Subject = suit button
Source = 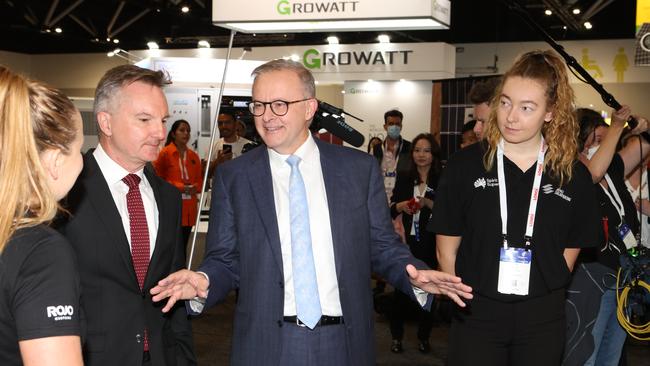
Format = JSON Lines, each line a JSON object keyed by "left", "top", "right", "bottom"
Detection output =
{"left": 277, "top": 320, "right": 283, "bottom": 327}
{"left": 278, "top": 281, "right": 284, "bottom": 288}
{"left": 136, "top": 334, "right": 142, "bottom": 343}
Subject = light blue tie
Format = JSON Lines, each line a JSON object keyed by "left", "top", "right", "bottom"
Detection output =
{"left": 286, "top": 155, "right": 322, "bottom": 329}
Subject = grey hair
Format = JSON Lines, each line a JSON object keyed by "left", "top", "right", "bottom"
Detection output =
{"left": 251, "top": 59, "right": 315, "bottom": 98}
{"left": 93, "top": 65, "right": 171, "bottom": 116}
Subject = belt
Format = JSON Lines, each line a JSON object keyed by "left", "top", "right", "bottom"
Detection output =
{"left": 283, "top": 315, "right": 344, "bottom": 327}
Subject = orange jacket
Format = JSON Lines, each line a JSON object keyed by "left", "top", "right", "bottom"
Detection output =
{"left": 153, "top": 143, "right": 203, "bottom": 227}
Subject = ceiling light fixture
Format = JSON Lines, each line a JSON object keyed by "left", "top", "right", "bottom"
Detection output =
{"left": 584, "top": 21, "right": 593, "bottom": 30}
{"left": 197, "top": 40, "right": 210, "bottom": 48}
{"left": 572, "top": 8, "right": 581, "bottom": 15}
{"left": 544, "top": 9, "right": 552, "bottom": 16}
{"left": 213, "top": 0, "right": 451, "bottom": 33}
{"left": 113, "top": 38, "right": 120, "bottom": 44}
{"left": 54, "top": 27, "right": 62, "bottom": 33}
{"left": 147, "top": 41, "right": 159, "bottom": 49}
{"left": 327, "top": 36, "right": 339, "bottom": 45}
{"left": 181, "top": 5, "right": 190, "bottom": 13}
{"left": 377, "top": 34, "right": 390, "bottom": 43}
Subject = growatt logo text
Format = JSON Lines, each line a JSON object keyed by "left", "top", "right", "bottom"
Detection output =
{"left": 276, "top": 0, "right": 359, "bottom": 15}
{"left": 303, "top": 48, "right": 413, "bottom": 69}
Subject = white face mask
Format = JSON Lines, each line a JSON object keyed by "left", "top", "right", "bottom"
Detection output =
{"left": 586, "top": 144, "right": 600, "bottom": 160}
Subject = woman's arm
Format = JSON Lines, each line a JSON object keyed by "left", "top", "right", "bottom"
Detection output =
{"left": 19, "top": 336, "right": 82, "bottom": 366}
{"left": 563, "top": 248, "right": 581, "bottom": 272}
{"left": 436, "top": 234, "right": 461, "bottom": 275}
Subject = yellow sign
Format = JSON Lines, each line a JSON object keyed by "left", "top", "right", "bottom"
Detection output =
{"left": 637, "top": 0, "right": 650, "bottom": 33}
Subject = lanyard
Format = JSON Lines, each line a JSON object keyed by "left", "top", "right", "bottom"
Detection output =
{"left": 497, "top": 137, "right": 547, "bottom": 248}
{"left": 178, "top": 151, "right": 189, "bottom": 181}
{"left": 599, "top": 174, "right": 625, "bottom": 222}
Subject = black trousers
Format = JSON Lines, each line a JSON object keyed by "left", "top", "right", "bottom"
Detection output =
{"left": 388, "top": 234, "right": 436, "bottom": 341}
{"left": 447, "top": 289, "right": 565, "bottom": 366}
{"left": 388, "top": 288, "right": 434, "bottom": 341}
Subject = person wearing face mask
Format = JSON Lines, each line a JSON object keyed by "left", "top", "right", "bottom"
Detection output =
{"left": 373, "top": 109, "right": 412, "bottom": 202}
{"left": 574, "top": 107, "right": 650, "bottom": 366}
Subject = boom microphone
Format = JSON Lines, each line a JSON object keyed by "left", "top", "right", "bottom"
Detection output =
{"left": 312, "top": 101, "right": 365, "bottom": 147}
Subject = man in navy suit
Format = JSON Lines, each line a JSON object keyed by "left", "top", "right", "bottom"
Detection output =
{"left": 151, "top": 59, "right": 472, "bottom": 366}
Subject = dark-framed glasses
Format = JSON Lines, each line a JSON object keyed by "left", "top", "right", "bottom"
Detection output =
{"left": 248, "top": 98, "right": 312, "bottom": 117}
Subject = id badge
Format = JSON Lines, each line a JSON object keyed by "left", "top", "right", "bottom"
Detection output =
{"left": 181, "top": 193, "right": 192, "bottom": 200}
{"left": 617, "top": 223, "right": 637, "bottom": 250}
{"left": 497, "top": 247, "right": 532, "bottom": 296}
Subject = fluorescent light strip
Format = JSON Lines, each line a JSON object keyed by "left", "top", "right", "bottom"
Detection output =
{"left": 219, "top": 18, "right": 446, "bottom": 33}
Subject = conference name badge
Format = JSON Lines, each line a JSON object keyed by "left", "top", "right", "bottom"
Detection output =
{"left": 617, "top": 223, "right": 637, "bottom": 250}
{"left": 497, "top": 247, "right": 532, "bottom": 296}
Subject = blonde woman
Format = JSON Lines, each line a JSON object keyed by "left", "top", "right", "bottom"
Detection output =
{"left": 0, "top": 66, "right": 84, "bottom": 365}
{"left": 432, "top": 51, "right": 602, "bottom": 365}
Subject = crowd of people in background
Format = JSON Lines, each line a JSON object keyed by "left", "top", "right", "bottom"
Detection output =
{"left": 1, "top": 47, "right": 648, "bottom": 366}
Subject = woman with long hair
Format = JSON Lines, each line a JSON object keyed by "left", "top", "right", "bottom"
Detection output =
{"left": 0, "top": 66, "right": 84, "bottom": 365}
{"left": 154, "top": 119, "right": 203, "bottom": 246}
{"left": 387, "top": 133, "right": 441, "bottom": 354}
{"left": 431, "top": 50, "right": 601, "bottom": 365}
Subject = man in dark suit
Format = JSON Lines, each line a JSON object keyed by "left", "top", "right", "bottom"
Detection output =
{"left": 151, "top": 60, "right": 472, "bottom": 366}
{"left": 58, "top": 65, "right": 196, "bottom": 366}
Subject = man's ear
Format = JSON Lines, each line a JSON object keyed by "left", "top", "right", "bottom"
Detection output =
{"left": 305, "top": 98, "right": 318, "bottom": 121}
{"left": 97, "top": 111, "right": 112, "bottom": 136}
{"left": 41, "top": 148, "right": 62, "bottom": 181}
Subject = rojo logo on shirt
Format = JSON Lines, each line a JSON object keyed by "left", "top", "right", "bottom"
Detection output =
{"left": 46, "top": 305, "right": 74, "bottom": 321}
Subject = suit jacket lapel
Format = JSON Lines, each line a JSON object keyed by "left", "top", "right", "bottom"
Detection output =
{"left": 247, "top": 148, "right": 284, "bottom": 272}
{"left": 144, "top": 164, "right": 165, "bottom": 281}
{"left": 84, "top": 153, "right": 139, "bottom": 286}
{"left": 316, "top": 140, "right": 346, "bottom": 278}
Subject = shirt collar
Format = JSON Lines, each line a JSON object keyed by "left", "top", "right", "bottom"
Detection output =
{"left": 268, "top": 134, "right": 319, "bottom": 169}
{"left": 93, "top": 143, "right": 145, "bottom": 187}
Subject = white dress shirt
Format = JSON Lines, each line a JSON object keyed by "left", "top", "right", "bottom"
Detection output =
{"left": 93, "top": 144, "right": 159, "bottom": 257}
{"left": 268, "top": 135, "right": 343, "bottom": 317}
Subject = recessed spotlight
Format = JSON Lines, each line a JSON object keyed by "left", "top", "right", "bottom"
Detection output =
{"left": 106, "top": 37, "right": 111, "bottom": 42}
{"left": 107, "top": 51, "right": 115, "bottom": 57}
{"left": 367, "top": 79, "right": 374, "bottom": 83}
{"left": 327, "top": 36, "right": 339, "bottom": 45}
{"left": 197, "top": 40, "right": 210, "bottom": 48}
{"left": 315, "top": 81, "right": 320, "bottom": 85}
{"left": 113, "top": 38, "right": 119, "bottom": 44}
{"left": 562, "top": 26, "right": 567, "bottom": 30}
{"left": 341, "top": 90, "right": 346, "bottom": 94}
{"left": 45, "top": 28, "right": 52, "bottom": 33}
{"left": 584, "top": 21, "right": 592, "bottom": 30}
{"left": 572, "top": 8, "right": 581, "bottom": 15}
{"left": 377, "top": 34, "right": 390, "bottom": 43}
{"left": 399, "top": 79, "right": 406, "bottom": 82}
{"left": 544, "top": 9, "right": 552, "bottom": 16}
{"left": 54, "top": 27, "right": 62, "bottom": 33}
{"left": 290, "top": 54, "right": 300, "bottom": 62}
{"left": 147, "top": 41, "right": 159, "bottom": 49}
{"left": 181, "top": 5, "right": 189, "bottom": 13}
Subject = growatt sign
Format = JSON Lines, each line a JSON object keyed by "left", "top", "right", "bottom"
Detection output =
{"left": 276, "top": 0, "right": 360, "bottom": 15}
{"left": 303, "top": 48, "right": 413, "bottom": 69}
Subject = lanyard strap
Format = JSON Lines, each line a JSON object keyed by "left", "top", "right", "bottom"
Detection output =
{"left": 178, "top": 152, "right": 189, "bottom": 181}
{"left": 497, "top": 137, "right": 547, "bottom": 248}
{"left": 600, "top": 173, "right": 625, "bottom": 221}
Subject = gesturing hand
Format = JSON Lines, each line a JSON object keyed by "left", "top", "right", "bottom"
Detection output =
{"left": 150, "top": 269, "right": 209, "bottom": 313}
{"left": 406, "top": 264, "right": 473, "bottom": 307}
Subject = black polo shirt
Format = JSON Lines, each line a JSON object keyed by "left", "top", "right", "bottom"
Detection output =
{"left": 431, "top": 142, "right": 601, "bottom": 302}
{"left": 0, "top": 225, "right": 80, "bottom": 364}
{"left": 593, "top": 153, "right": 639, "bottom": 271}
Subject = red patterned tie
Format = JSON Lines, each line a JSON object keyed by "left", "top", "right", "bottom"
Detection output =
{"left": 122, "top": 173, "right": 150, "bottom": 352}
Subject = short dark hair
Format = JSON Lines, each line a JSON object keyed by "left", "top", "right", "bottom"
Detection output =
{"left": 462, "top": 119, "right": 477, "bottom": 134}
{"left": 468, "top": 77, "right": 501, "bottom": 105}
{"left": 384, "top": 109, "right": 403, "bottom": 124}
{"left": 218, "top": 111, "right": 236, "bottom": 122}
{"left": 94, "top": 65, "right": 171, "bottom": 116}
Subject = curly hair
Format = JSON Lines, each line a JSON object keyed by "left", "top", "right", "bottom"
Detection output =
{"left": 483, "top": 50, "right": 578, "bottom": 186}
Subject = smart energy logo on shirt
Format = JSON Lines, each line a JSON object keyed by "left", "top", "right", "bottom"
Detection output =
{"left": 276, "top": 0, "right": 360, "bottom": 15}
{"left": 46, "top": 305, "right": 74, "bottom": 321}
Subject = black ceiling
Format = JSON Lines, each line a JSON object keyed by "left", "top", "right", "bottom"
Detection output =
{"left": 0, "top": 0, "right": 638, "bottom": 54}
